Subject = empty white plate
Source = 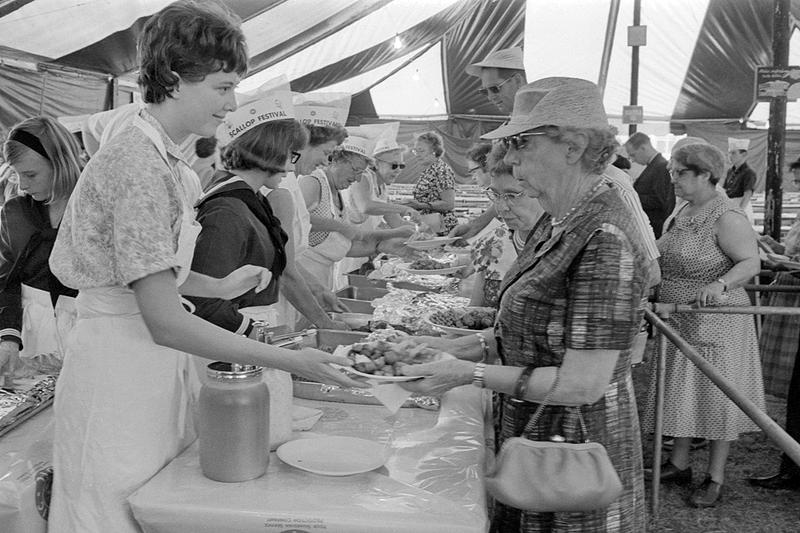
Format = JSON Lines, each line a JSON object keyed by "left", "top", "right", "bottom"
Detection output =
{"left": 276, "top": 436, "right": 387, "bottom": 476}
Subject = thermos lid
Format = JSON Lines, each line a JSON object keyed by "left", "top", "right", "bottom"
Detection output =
{"left": 206, "top": 361, "right": 264, "bottom": 381}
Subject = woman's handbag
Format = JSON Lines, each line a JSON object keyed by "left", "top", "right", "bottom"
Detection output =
{"left": 485, "top": 372, "right": 623, "bottom": 512}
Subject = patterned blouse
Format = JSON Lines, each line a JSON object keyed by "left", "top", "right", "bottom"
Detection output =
{"left": 412, "top": 159, "right": 458, "bottom": 235}
{"left": 50, "top": 111, "right": 186, "bottom": 288}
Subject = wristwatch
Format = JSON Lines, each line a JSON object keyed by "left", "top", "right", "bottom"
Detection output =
{"left": 472, "top": 362, "right": 486, "bottom": 388}
{"left": 716, "top": 278, "right": 727, "bottom": 291}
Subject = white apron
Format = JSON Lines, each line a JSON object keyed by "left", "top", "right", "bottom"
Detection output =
{"left": 19, "top": 284, "right": 76, "bottom": 362}
{"left": 48, "top": 117, "right": 202, "bottom": 533}
{"left": 304, "top": 175, "right": 351, "bottom": 290}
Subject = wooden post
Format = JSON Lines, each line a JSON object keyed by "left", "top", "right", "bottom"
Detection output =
{"left": 765, "top": 0, "right": 790, "bottom": 239}
{"left": 628, "top": 0, "right": 641, "bottom": 136}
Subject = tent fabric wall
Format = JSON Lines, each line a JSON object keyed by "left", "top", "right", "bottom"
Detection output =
{"left": 0, "top": 64, "right": 108, "bottom": 134}
{"left": 443, "top": 0, "right": 525, "bottom": 116}
{"left": 684, "top": 122, "right": 800, "bottom": 193}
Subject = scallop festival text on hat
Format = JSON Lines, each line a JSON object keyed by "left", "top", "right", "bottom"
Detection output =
{"left": 466, "top": 46, "right": 524, "bottom": 77}
{"left": 218, "top": 90, "right": 294, "bottom": 144}
{"left": 341, "top": 136, "right": 373, "bottom": 161}
{"left": 481, "top": 78, "right": 608, "bottom": 140}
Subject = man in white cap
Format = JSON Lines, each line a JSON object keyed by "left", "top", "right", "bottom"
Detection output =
{"left": 466, "top": 46, "right": 527, "bottom": 114}
{"left": 724, "top": 137, "right": 757, "bottom": 221}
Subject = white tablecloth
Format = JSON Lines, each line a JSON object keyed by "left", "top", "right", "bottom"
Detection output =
{"left": 130, "top": 386, "right": 491, "bottom": 533}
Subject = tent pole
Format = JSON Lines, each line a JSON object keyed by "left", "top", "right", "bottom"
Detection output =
{"left": 765, "top": 0, "right": 790, "bottom": 240}
{"left": 628, "top": 0, "right": 641, "bottom": 136}
{"left": 597, "top": 0, "right": 621, "bottom": 95}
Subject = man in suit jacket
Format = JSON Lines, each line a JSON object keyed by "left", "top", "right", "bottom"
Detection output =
{"left": 625, "top": 132, "right": 675, "bottom": 238}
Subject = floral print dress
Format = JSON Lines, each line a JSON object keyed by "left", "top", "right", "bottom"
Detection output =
{"left": 412, "top": 159, "right": 458, "bottom": 235}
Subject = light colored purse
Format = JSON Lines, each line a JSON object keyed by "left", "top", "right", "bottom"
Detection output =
{"left": 485, "top": 372, "right": 623, "bottom": 512}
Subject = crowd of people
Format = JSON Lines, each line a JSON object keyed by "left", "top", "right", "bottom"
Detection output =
{"left": 0, "top": 1, "right": 798, "bottom": 532}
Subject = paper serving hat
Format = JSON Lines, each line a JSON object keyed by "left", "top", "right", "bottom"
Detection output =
{"left": 217, "top": 75, "right": 294, "bottom": 145}
{"left": 346, "top": 122, "right": 402, "bottom": 157}
{"left": 340, "top": 135, "right": 373, "bottom": 161}
{"left": 481, "top": 77, "right": 608, "bottom": 139}
{"left": 728, "top": 137, "right": 750, "bottom": 151}
{"left": 294, "top": 91, "right": 351, "bottom": 128}
{"left": 466, "top": 46, "right": 525, "bottom": 77}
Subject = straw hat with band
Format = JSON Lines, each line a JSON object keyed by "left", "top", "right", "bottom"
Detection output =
{"left": 466, "top": 46, "right": 524, "bottom": 77}
{"left": 481, "top": 78, "right": 608, "bottom": 141}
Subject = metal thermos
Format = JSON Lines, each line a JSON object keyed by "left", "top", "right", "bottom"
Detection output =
{"left": 198, "top": 362, "right": 269, "bottom": 482}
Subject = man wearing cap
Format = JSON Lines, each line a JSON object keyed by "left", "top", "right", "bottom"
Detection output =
{"left": 466, "top": 46, "right": 527, "bottom": 114}
{"left": 724, "top": 137, "right": 757, "bottom": 222}
{"left": 449, "top": 47, "right": 528, "bottom": 241}
{"left": 625, "top": 131, "right": 675, "bottom": 238}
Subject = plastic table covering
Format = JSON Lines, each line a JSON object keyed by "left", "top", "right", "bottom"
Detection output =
{"left": 130, "top": 386, "right": 491, "bottom": 533}
{"left": 0, "top": 406, "right": 53, "bottom": 533}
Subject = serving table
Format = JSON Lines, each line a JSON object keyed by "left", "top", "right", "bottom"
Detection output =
{"left": 130, "top": 386, "right": 491, "bottom": 533}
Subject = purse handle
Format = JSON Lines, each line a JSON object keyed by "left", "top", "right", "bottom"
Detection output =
{"left": 521, "top": 369, "right": 590, "bottom": 443}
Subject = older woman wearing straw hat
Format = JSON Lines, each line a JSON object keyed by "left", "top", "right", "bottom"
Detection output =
{"left": 399, "top": 78, "right": 649, "bottom": 532}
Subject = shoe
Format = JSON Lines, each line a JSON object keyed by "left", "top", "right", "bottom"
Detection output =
{"left": 644, "top": 460, "right": 693, "bottom": 485}
{"left": 747, "top": 471, "right": 800, "bottom": 491}
{"left": 690, "top": 474, "right": 723, "bottom": 508}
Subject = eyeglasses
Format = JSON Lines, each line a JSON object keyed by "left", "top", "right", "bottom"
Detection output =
{"left": 257, "top": 164, "right": 288, "bottom": 175}
{"left": 484, "top": 188, "right": 526, "bottom": 204}
{"left": 411, "top": 148, "right": 429, "bottom": 156}
{"left": 290, "top": 151, "right": 301, "bottom": 164}
{"left": 477, "top": 77, "right": 513, "bottom": 97}
{"left": 500, "top": 132, "right": 548, "bottom": 151}
{"left": 376, "top": 158, "right": 406, "bottom": 170}
{"left": 668, "top": 166, "right": 698, "bottom": 178}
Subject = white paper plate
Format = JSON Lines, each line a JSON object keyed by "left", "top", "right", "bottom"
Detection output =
{"left": 399, "top": 264, "right": 462, "bottom": 276}
{"left": 404, "top": 237, "right": 459, "bottom": 250}
{"left": 276, "top": 436, "right": 387, "bottom": 476}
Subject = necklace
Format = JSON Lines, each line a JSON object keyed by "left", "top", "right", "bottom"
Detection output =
{"left": 550, "top": 178, "right": 606, "bottom": 227}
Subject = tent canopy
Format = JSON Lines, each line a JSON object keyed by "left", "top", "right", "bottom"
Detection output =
{"left": 6, "top": 0, "right": 800, "bottom": 188}
{"left": 5, "top": 0, "right": 800, "bottom": 128}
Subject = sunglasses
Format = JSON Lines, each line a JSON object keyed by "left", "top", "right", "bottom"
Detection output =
{"left": 376, "top": 159, "right": 406, "bottom": 170}
{"left": 477, "top": 77, "right": 513, "bottom": 97}
{"left": 500, "top": 132, "right": 548, "bottom": 151}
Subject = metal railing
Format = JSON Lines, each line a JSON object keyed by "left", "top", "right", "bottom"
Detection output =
{"left": 645, "top": 291, "right": 800, "bottom": 517}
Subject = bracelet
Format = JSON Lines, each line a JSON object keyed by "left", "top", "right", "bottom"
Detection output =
{"left": 472, "top": 362, "right": 486, "bottom": 388}
{"left": 513, "top": 365, "right": 537, "bottom": 400}
{"left": 475, "top": 332, "right": 489, "bottom": 363}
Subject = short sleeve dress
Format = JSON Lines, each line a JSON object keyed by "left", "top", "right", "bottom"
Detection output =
{"left": 641, "top": 193, "right": 765, "bottom": 439}
{"left": 492, "top": 183, "right": 648, "bottom": 532}
{"left": 412, "top": 159, "right": 458, "bottom": 235}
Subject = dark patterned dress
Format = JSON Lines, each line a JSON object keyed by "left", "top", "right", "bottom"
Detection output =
{"left": 412, "top": 159, "right": 458, "bottom": 235}
{"left": 492, "top": 183, "right": 648, "bottom": 532}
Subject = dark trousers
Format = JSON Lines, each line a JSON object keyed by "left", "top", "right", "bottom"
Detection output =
{"left": 781, "top": 344, "right": 800, "bottom": 475}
